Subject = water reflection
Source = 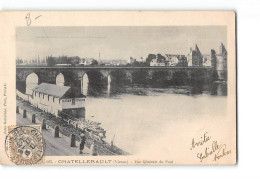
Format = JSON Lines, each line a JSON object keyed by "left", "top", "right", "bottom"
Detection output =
{"left": 97, "top": 82, "right": 227, "bottom": 98}
{"left": 107, "top": 75, "right": 111, "bottom": 97}
{"left": 211, "top": 81, "right": 227, "bottom": 96}
{"left": 82, "top": 73, "right": 89, "bottom": 96}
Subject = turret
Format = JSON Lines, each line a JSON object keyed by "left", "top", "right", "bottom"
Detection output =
{"left": 219, "top": 42, "right": 227, "bottom": 56}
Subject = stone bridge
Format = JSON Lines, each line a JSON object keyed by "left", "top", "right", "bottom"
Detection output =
{"left": 16, "top": 66, "right": 215, "bottom": 96}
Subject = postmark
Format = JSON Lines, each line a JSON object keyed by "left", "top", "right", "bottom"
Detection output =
{"left": 5, "top": 125, "right": 45, "bottom": 165}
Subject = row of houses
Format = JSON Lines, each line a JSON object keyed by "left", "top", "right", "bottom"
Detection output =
{"left": 99, "top": 59, "right": 128, "bottom": 66}
{"left": 76, "top": 43, "right": 227, "bottom": 67}
{"left": 150, "top": 54, "right": 188, "bottom": 67}
{"left": 17, "top": 43, "right": 227, "bottom": 68}
{"left": 149, "top": 43, "right": 227, "bottom": 68}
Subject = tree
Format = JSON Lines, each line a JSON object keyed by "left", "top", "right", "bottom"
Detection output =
{"left": 133, "top": 61, "right": 146, "bottom": 67}
{"left": 91, "top": 59, "right": 98, "bottom": 66}
{"left": 157, "top": 54, "right": 166, "bottom": 63}
{"left": 71, "top": 56, "right": 81, "bottom": 65}
{"left": 46, "top": 56, "right": 55, "bottom": 66}
{"left": 145, "top": 54, "right": 156, "bottom": 66}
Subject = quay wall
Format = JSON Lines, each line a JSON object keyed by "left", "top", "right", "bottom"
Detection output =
{"left": 16, "top": 97, "right": 127, "bottom": 156}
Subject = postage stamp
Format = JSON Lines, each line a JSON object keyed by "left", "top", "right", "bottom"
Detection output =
{"left": 5, "top": 125, "right": 45, "bottom": 165}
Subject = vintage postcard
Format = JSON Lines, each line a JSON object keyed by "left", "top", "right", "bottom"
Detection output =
{"left": 0, "top": 11, "right": 236, "bottom": 165}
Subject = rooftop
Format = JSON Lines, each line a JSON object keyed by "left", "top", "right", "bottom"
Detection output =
{"left": 32, "top": 83, "right": 70, "bottom": 98}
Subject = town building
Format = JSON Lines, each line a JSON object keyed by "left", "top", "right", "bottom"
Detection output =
{"left": 149, "top": 54, "right": 165, "bottom": 66}
{"left": 111, "top": 59, "right": 128, "bottom": 66}
{"left": 149, "top": 54, "right": 187, "bottom": 67}
{"left": 165, "top": 54, "right": 188, "bottom": 67}
{"left": 129, "top": 57, "right": 136, "bottom": 64}
{"left": 202, "top": 55, "right": 211, "bottom": 67}
{"left": 150, "top": 59, "right": 165, "bottom": 66}
{"left": 79, "top": 58, "right": 95, "bottom": 66}
{"left": 100, "top": 59, "right": 128, "bottom": 66}
{"left": 165, "top": 55, "right": 178, "bottom": 66}
{"left": 30, "top": 83, "right": 86, "bottom": 119}
{"left": 187, "top": 44, "right": 203, "bottom": 67}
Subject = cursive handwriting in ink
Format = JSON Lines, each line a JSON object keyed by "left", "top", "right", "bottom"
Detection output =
{"left": 213, "top": 144, "right": 231, "bottom": 162}
{"left": 25, "top": 13, "right": 42, "bottom": 26}
{"left": 25, "top": 13, "right": 31, "bottom": 26}
{"left": 35, "top": 15, "right": 42, "bottom": 20}
{"left": 197, "top": 140, "right": 222, "bottom": 162}
{"left": 190, "top": 132, "right": 232, "bottom": 162}
{"left": 190, "top": 132, "right": 211, "bottom": 150}
{"left": 196, "top": 140, "right": 231, "bottom": 162}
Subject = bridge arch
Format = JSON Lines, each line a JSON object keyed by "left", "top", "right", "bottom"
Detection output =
{"left": 26, "top": 72, "right": 38, "bottom": 95}
{"left": 107, "top": 74, "right": 112, "bottom": 96}
{"left": 107, "top": 74, "right": 112, "bottom": 85}
{"left": 56, "top": 73, "right": 65, "bottom": 86}
{"left": 81, "top": 73, "right": 89, "bottom": 96}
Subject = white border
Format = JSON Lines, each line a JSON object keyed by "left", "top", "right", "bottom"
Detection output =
{"left": 1, "top": 0, "right": 260, "bottom": 178}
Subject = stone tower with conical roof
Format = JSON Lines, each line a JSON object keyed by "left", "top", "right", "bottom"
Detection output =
{"left": 211, "top": 43, "right": 227, "bottom": 80}
{"left": 187, "top": 44, "right": 203, "bottom": 66}
{"left": 219, "top": 42, "right": 227, "bottom": 57}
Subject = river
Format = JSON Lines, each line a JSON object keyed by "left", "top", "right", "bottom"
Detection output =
{"left": 85, "top": 84, "right": 227, "bottom": 154}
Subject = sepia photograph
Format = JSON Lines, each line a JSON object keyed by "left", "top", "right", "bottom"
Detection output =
{"left": 15, "top": 26, "right": 228, "bottom": 156}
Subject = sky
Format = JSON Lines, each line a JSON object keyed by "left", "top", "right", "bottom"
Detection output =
{"left": 16, "top": 26, "right": 227, "bottom": 61}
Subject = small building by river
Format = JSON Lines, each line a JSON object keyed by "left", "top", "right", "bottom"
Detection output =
{"left": 30, "top": 83, "right": 86, "bottom": 119}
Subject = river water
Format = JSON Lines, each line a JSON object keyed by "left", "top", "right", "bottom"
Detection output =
{"left": 85, "top": 84, "right": 227, "bottom": 154}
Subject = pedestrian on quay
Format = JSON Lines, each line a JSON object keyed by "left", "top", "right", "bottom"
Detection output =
{"left": 98, "top": 132, "right": 104, "bottom": 143}
{"left": 90, "top": 141, "right": 97, "bottom": 156}
{"left": 79, "top": 133, "right": 86, "bottom": 154}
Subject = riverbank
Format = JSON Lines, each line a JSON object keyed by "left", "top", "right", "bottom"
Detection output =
{"left": 16, "top": 97, "right": 129, "bottom": 156}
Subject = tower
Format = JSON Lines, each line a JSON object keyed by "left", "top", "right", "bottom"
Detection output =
{"left": 187, "top": 44, "right": 203, "bottom": 67}
{"left": 212, "top": 43, "right": 228, "bottom": 80}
